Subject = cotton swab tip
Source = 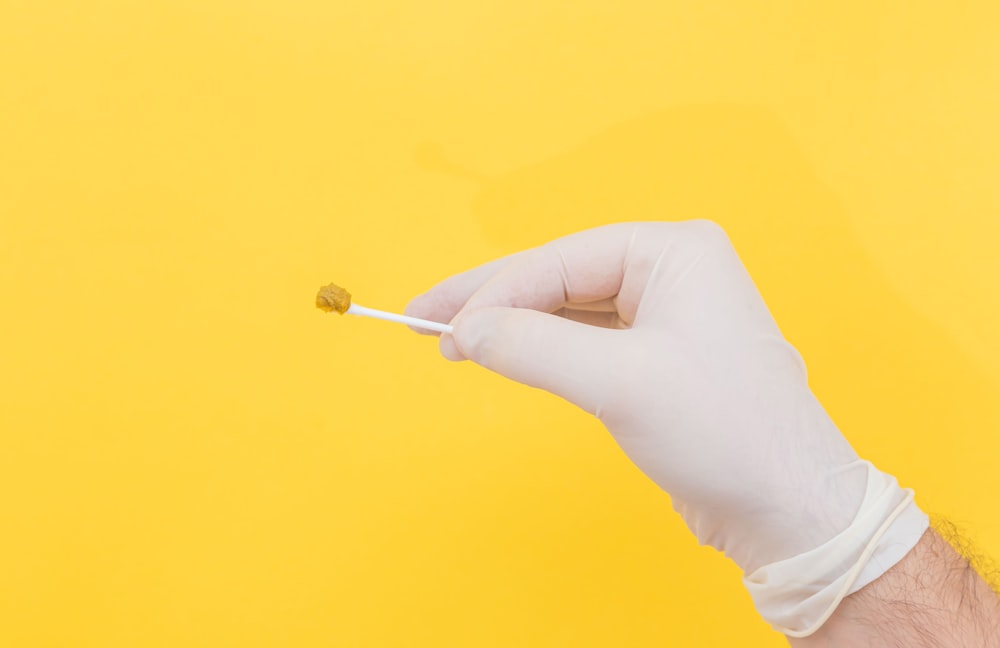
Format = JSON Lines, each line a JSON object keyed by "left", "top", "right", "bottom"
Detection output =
{"left": 316, "top": 283, "right": 352, "bottom": 314}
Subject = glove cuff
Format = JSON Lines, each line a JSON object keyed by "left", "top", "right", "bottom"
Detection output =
{"left": 742, "top": 460, "right": 929, "bottom": 638}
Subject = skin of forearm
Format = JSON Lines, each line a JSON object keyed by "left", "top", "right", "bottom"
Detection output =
{"left": 788, "top": 527, "right": 1000, "bottom": 647}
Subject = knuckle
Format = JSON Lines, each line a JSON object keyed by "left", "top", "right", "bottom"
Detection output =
{"left": 689, "top": 218, "right": 730, "bottom": 244}
{"left": 672, "top": 218, "right": 734, "bottom": 255}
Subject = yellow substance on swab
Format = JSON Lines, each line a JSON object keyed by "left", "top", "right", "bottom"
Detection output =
{"left": 315, "top": 283, "right": 351, "bottom": 314}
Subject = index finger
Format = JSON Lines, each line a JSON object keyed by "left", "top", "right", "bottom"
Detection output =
{"left": 404, "top": 254, "right": 520, "bottom": 334}
{"left": 458, "top": 222, "right": 643, "bottom": 321}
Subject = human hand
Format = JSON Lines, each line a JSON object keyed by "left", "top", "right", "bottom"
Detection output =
{"left": 405, "top": 221, "right": 927, "bottom": 636}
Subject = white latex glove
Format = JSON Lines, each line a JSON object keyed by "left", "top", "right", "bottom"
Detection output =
{"left": 405, "top": 221, "right": 927, "bottom": 637}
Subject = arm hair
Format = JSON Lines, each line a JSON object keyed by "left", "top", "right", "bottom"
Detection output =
{"left": 789, "top": 520, "right": 1000, "bottom": 647}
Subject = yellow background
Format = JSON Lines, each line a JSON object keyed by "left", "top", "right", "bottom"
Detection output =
{"left": 2, "top": 1, "right": 999, "bottom": 645}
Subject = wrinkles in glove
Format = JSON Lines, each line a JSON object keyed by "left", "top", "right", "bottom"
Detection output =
{"left": 405, "top": 221, "right": 927, "bottom": 637}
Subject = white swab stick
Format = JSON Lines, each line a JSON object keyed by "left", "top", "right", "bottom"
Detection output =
{"left": 316, "top": 281, "right": 454, "bottom": 335}
{"left": 347, "top": 303, "right": 453, "bottom": 334}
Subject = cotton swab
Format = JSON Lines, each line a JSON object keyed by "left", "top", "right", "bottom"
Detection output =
{"left": 315, "top": 282, "right": 454, "bottom": 334}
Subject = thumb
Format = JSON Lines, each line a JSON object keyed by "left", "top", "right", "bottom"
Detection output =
{"left": 452, "top": 307, "right": 617, "bottom": 417}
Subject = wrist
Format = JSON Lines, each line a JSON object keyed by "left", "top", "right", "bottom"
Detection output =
{"left": 790, "top": 527, "right": 1000, "bottom": 646}
{"left": 743, "top": 460, "right": 929, "bottom": 637}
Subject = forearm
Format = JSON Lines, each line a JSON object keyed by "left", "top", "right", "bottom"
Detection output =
{"left": 789, "top": 527, "right": 1000, "bottom": 647}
